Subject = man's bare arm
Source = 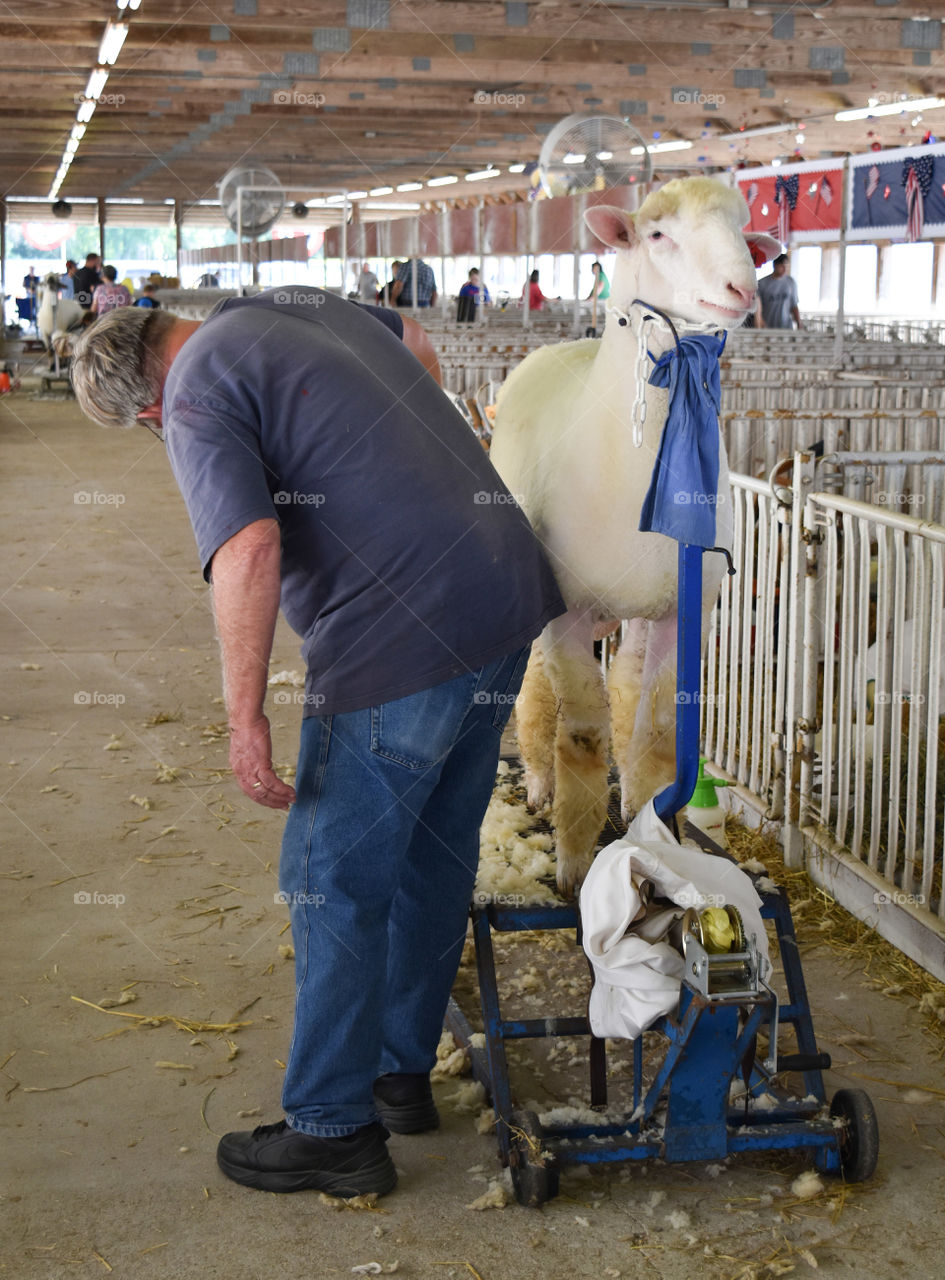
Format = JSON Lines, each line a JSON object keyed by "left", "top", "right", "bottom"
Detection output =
{"left": 400, "top": 316, "right": 443, "bottom": 386}
{"left": 210, "top": 517, "right": 296, "bottom": 810}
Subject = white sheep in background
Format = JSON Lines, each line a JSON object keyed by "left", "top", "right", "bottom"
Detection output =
{"left": 490, "top": 177, "right": 778, "bottom": 895}
{"left": 38, "top": 273, "right": 85, "bottom": 357}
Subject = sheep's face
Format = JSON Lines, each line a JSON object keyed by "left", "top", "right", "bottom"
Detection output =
{"left": 585, "top": 178, "right": 780, "bottom": 329}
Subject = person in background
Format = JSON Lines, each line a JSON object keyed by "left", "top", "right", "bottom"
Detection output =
{"left": 358, "top": 263, "right": 380, "bottom": 305}
{"left": 523, "top": 269, "right": 549, "bottom": 312}
{"left": 757, "top": 253, "right": 802, "bottom": 330}
{"left": 59, "top": 260, "right": 77, "bottom": 300}
{"left": 586, "top": 261, "right": 610, "bottom": 302}
{"left": 90, "top": 265, "right": 131, "bottom": 317}
{"left": 381, "top": 261, "right": 402, "bottom": 306}
{"left": 391, "top": 258, "right": 437, "bottom": 308}
{"left": 456, "top": 267, "right": 490, "bottom": 323}
{"left": 22, "top": 266, "right": 40, "bottom": 301}
{"left": 73, "top": 254, "right": 102, "bottom": 311}
{"left": 134, "top": 283, "right": 160, "bottom": 309}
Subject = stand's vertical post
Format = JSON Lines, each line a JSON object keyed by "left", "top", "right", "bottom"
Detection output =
{"left": 655, "top": 542, "right": 704, "bottom": 822}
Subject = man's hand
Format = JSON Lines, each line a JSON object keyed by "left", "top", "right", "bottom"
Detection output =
{"left": 229, "top": 715, "right": 297, "bottom": 810}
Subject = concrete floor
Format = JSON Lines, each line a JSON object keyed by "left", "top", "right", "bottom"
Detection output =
{"left": 2, "top": 374, "right": 945, "bottom": 1280}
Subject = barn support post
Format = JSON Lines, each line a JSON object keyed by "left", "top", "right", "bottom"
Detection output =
{"left": 0, "top": 198, "right": 6, "bottom": 300}
{"left": 410, "top": 214, "right": 419, "bottom": 317}
{"left": 341, "top": 194, "right": 349, "bottom": 298}
{"left": 476, "top": 199, "right": 485, "bottom": 325}
{"left": 97, "top": 197, "right": 106, "bottom": 263}
{"left": 174, "top": 200, "right": 183, "bottom": 283}
{"left": 832, "top": 156, "right": 850, "bottom": 363}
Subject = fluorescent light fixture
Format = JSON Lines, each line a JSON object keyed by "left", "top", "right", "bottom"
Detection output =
{"left": 369, "top": 186, "right": 393, "bottom": 196}
{"left": 362, "top": 202, "right": 420, "bottom": 211}
{"left": 346, "top": 190, "right": 368, "bottom": 199}
{"left": 117, "top": 0, "right": 143, "bottom": 10}
{"left": 86, "top": 68, "right": 109, "bottom": 98}
{"left": 835, "top": 96, "right": 944, "bottom": 122}
{"left": 77, "top": 99, "right": 96, "bottom": 123}
{"left": 70, "top": 123, "right": 87, "bottom": 143}
{"left": 465, "top": 168, "right": 500, "bottom": 181}
{"left": 65, "top": 138, "right": 81, "bottom": 155}
{"left": 396, "top": 181, "right": 423, "bottom": 192}
{"left": 630, "top": 140, "right": 693, "bottom": 155}
{"left": 563, "top": 152, "right": 586, "bottom": 164}
{"left": 325, "top": 194, "right": 347, "bottom": 204}
{"left": 508, "top": 163, "right": 526, "bottom": 173}
{"left": 97, "top": 21, "right": 128, "bottom": 66}
{"left": 427, "top": 175, "right": 458, "bottom": 186}
{"left": 596, "top": 150, "right": 613, "bottom": 160}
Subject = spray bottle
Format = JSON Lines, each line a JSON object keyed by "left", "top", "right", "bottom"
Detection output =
{"left": 685, "top": 758, "right": 731, "bottom": 849}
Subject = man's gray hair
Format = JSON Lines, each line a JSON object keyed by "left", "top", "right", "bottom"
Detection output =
{"left": 70, "top": 307, "right": 177, "bottom": 429}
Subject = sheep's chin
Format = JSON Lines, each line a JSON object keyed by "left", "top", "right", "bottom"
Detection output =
{"left": 696, "top": 299, "right": 750, "bottom": 326}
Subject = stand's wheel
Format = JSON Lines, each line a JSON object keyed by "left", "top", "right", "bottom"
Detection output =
{"left": 829, "top": 1088, "right": 879, "bottom": 1181}
{"left": 508, "top": 1108, "right": 559, "bottom": 1208}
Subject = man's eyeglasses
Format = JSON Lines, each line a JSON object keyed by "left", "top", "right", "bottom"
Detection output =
{"left": 142, "top": 421, "right": 164, "bottom": 444}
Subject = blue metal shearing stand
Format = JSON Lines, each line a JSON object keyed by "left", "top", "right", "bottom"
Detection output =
{"left": 445, "top": 539, "right": 879, "bottom": 1206}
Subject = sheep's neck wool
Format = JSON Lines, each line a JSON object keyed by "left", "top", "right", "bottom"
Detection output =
{"left": 638, "top": 332, "right": 727, "bottom": 549}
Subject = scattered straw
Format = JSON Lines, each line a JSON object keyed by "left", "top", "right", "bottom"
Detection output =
{"left": 726, "top": 820, "right": 945, "bottom": 1048}
{"left": 22, "top": 1066, "right": 130, "bottom": 1093}
{"left": 71, "top": 996, "right": 251, "bottom": 1036}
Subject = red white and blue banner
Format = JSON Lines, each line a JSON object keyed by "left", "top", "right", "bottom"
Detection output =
{"left": 848, "top": 144, "right": 945, "bottom": 242}
{"left": 736, "top": 143, "right": 945, "bottom": 246}
{"left": 736, "top": 158, "right": 844, "bottom": 244}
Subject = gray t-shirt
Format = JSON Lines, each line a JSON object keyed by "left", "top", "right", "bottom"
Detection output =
{"left": 163, "top": 287, "right": 565, "bottom": 715}
{"left": 757, "top": 272, "right": 798, "bottom": 329}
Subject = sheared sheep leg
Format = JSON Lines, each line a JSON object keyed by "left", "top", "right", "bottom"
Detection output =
{"left": 607, "top": 618, "right": 648, "bottom": 822}
{"left": 514, "top": 643, "right": 557, "bottom": 811}
{"left": 624, "top": 615, "right": 680, "bottom": 816}
{"left": 542, "top": 610, "right": 610, "bottom": 897}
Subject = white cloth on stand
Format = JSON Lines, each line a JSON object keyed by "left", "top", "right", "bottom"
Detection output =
{"left": 580, "top": 800, "right": 769, "bottom": 1040}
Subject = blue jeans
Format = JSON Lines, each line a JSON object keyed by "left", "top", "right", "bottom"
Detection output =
{"left": 279, "top": 646, "right": 530, "bottom": 1136}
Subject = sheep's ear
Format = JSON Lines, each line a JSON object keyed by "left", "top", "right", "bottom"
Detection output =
{"left": 744, "top": 232, "right": 781, "bottom": 267}
{"left": 584, "top": 205, "right": 639, "bottom": 251}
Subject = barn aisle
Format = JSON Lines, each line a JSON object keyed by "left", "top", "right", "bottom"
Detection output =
{"left": 2, "top": 387, "right": 944, "bottom": 1280}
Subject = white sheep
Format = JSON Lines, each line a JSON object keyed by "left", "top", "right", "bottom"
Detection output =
{"left": 38, "top": 273, "right": 85, "bottom": 356}
{"left": 490, "top": 177, "right": 778, "bottom": 894}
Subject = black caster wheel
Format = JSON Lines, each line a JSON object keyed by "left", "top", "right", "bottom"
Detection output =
{"left": 829, "top": 1088, "right": 879, "bottom": 1181}
{"left": 508, "top": 1108, "right": 559, "bottom": 1207}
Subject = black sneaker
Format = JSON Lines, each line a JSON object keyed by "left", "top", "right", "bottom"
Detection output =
{"left": 373, "top": 1073, "right": 440, "bottom": 1134}
{"left": 216, "top": 1119, "right": 397, "bottom": 1196}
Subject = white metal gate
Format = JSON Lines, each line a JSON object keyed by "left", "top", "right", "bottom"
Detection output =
{"left": 704, "top": 453, "right": 945, "bottom": 982}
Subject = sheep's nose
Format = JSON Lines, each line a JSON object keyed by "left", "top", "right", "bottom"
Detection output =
{"left": 727, "top": 281, "right": 755, "bottom": 308}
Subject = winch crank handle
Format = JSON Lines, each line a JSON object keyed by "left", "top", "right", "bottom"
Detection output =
{"left": 708, "top": 546, "right": 736, "bottom": 576}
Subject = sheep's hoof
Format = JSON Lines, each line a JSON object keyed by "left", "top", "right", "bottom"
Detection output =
{"left": 555, "top": 850, "right": 594, "bottom": 900}
{"left": 524, "top": 770, "right": 554, "bottom": 812}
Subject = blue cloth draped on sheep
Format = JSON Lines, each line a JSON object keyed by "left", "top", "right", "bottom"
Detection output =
{"left": 638, "top": 332, "right": 726, "bottom": 549}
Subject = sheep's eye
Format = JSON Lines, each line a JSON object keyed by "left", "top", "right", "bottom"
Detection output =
{"left": 649, "top": 230, "right": 663, "bottom": 240}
